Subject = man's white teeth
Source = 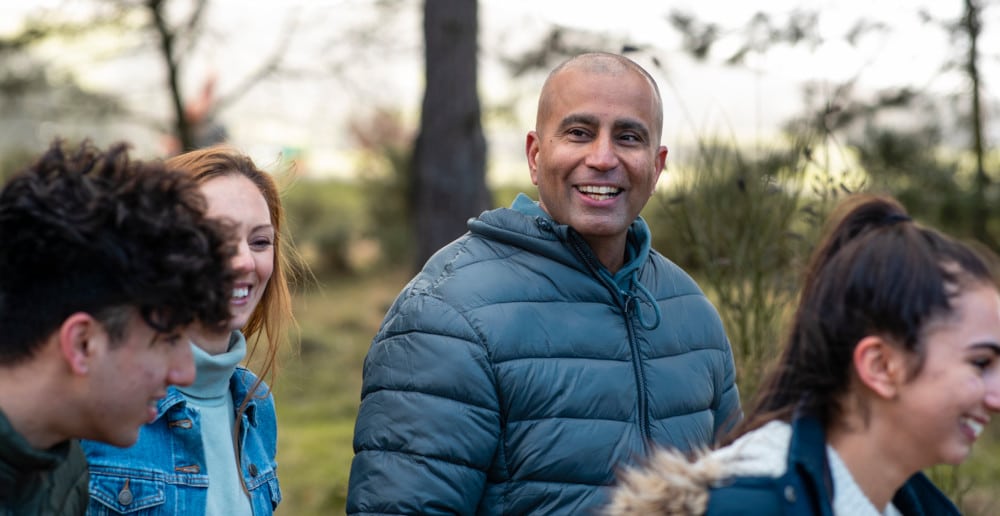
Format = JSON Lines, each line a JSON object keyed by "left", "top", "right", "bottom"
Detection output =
{"left": 962, "top": 417, "right": 984, "bottom": 438}
{"left": 577, "top": 185, "right": 622, "bottom": 200}
{"left": 233, "top": 287, "right": 249, "bottom": 299}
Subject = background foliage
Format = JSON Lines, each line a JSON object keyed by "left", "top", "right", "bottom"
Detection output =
{"left": 2, "top": 1, "right": 999, "bottom": 514}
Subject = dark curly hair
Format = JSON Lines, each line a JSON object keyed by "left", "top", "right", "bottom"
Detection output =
{"left": 0, "top": 139, "right": 236, "bottom": 365}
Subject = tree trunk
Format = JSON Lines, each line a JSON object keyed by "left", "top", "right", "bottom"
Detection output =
{"left": 964, "top": 0, "right": 991, "bottom": 244}
{"left": 412, "top": 0, "right": 489, "bottom": 270}
{"left": 147, "top": 0, "right": 193, "bottom": 152}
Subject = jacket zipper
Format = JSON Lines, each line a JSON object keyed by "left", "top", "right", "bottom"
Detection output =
{"left": 562, "top": 227, "right": 652, "bottom": 454}
{"left": 621, "top": 292, "right": 651, "bottom": 449}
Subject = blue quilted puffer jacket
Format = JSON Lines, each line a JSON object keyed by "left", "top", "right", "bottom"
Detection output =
{"left": 348, "top": 194, "right": 741, "bottom": 515}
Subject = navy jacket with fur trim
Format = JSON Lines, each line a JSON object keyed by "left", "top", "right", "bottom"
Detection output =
{"left": 606, "top": 415, "right": 960, "bottom": 516}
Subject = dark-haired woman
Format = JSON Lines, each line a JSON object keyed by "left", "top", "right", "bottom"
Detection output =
{"left": 82, "top": 145, "right": 299, "bottom": 515}
{"left": 606, "top": 194, "right": 1000, "bottom": 516}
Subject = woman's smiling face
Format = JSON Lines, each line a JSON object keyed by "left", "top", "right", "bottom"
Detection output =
{"left": 200, "top": 174, "right": 274, "bottom": 331}
{"left": 890, "top": 282, "right": 1000, "bottom": 468}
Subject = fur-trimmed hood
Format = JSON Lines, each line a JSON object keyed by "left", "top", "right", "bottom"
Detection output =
{"left": 605, "top": 421, "right": 793, "bottom": 516}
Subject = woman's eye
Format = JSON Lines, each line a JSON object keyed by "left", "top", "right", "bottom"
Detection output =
{"left": 972, "top": 357, "right": 995, "bottom": 371}
{"left": 250, "top": 238, "right": 273, "bottom": 249}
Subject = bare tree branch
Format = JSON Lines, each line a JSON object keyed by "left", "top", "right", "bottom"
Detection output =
{"left": 212, "top": 13, "right": 299, "bottom": 114}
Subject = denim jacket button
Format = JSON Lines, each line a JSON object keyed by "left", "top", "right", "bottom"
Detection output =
{"left": 118, "top": 485, "right": 134, "bottom": 506}
{"left": 249, "top": 463, "right": 259, "bottom": 477}
{"left": 784, "top": 485, "right": 796, "bottom": 503}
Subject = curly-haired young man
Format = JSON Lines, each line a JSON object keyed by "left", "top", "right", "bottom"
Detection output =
{"left": 0, "top": 140, "right": 236, "bottom": 515}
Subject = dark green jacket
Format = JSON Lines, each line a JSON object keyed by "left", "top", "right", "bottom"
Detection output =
{"left": 0, "top": 408, "right": 89, "bottom": 515}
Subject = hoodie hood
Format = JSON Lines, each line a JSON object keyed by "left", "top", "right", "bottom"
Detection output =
{"left": 473, "top": 193, "right": 661, "bottom": 328}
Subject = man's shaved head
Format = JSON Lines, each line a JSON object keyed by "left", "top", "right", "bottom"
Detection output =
{"left": 536, "top": 52, "right": 664, "bottom": 142}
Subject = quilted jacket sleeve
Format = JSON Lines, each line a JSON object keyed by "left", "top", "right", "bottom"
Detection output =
{"left": 347, "top": 292, "right": 501, "bottom": 515}
{"left": 712, "top": 337, "right": 742, "bottom": 439}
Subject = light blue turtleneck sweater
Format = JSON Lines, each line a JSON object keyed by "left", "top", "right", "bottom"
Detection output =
{"left": 178, "top": 332, "right": 253, "bottom": 516}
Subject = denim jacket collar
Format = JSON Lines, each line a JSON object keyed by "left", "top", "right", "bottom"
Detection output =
{"left": 155, "top": 367, "right": 259, "bottom": 426}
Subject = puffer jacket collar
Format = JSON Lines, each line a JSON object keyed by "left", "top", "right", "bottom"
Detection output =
{"left": 470, "top": 193, "right": 651, "bottom": 275}
{"left": 469, "top": 194, "right": 583, "bottom": 272}
{"left": 471, "top": 193, "right": 662, "bottom": 329}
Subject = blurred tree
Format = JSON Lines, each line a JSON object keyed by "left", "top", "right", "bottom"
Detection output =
{"left": 668, "top": 2, "right": 999, "bottom": 246}
{"left": 497, "top": 26, "right": 615, "bottom": 78}
{"left": 647, "top": 135, "right": 850, "bottom": 399}
{"left": 0, "top": 18, "right": 125, "bottom": 158}
{"left": 0, "top": 0, "right": 298, "bottom": 154}
{"left": 350, "top": 108, "right": 415, "bottom": 269}
{"left": 411, "top": 0, "right": 489, "bottom": 270}
{"left": 953, "top": 0, "right": 990, "bottom": 243}
{"left": 667, "top": 7, "right": 1000, "bottom": 511}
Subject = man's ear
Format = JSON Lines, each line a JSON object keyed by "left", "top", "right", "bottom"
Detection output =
{"left": 58, "top": 313, "right": 103, "bottom": 375}
{"left": 651, "top": 145, "right": 668, "bottom": 197}
{"left": 853, "top": 335, "right": 907, "bottom": 399}
{"left": 526, "top": 131, "right": 541, "bottom": 186}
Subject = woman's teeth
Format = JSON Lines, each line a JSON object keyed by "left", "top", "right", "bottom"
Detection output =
{"left": 233, "top": 287, "right": 249, "bottom": 299}
{"left": 962, "top": 417, "right": 984, "bottom": 438}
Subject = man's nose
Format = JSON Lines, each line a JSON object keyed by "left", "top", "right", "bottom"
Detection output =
{"left": 584, "top": 134, "right": 619, "bottom": 171}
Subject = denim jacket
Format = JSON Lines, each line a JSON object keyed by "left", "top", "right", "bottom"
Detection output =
{"left": 81, "top": 367, "right": 281, "bottom": 515}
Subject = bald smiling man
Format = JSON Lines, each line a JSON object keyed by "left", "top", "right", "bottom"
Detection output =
{"left": 348, "top": 52, "right": 742, "bottom": 515}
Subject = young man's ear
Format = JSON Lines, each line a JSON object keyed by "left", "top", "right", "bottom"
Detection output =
{"left": 58, "top": 312, "right": 103, "bottom": 375}
{"left": 853, "top": 335, "right": 907, "bottom": 399}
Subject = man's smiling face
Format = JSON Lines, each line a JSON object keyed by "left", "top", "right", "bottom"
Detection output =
{"left": 526, "top": 59, "right": 667, "bottom": 268}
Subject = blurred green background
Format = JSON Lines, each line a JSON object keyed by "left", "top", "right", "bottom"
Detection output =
{"left": 3, "top": 1, "right": 1000, "bottom": 514}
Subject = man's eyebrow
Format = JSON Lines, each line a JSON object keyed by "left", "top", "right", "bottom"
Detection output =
{"left": 557, "top": 114, "right": 599, "bottom": 131}
{"left": 614, "top": 118, "right": 651, "bottom": 140}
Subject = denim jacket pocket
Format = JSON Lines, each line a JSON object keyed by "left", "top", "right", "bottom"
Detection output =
{"left": 88, "top": 471, "right": 166, "bottom": 515}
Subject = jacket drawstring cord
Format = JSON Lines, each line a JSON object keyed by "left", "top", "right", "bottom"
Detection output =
{"left": 631, "top": 272, "right": 661, "bottom": 330}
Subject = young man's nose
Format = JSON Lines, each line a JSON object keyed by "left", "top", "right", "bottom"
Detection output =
{"left": 168, "top": 343, "right": 196, "bottom": 387}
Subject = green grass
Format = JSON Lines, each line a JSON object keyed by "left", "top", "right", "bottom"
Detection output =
{"left": 272, "top": 270, "right": 410, "bottom": 516}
